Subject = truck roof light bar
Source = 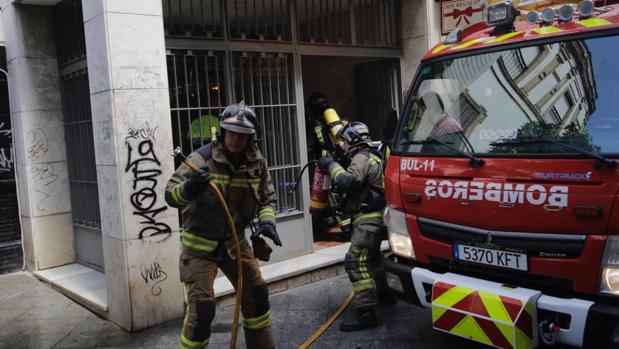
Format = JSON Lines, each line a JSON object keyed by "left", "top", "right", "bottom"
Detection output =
{"left": 559, "top": 4, "right": 576, "bottom": 22}
{"left": 541, "top": 7, "right": 557, "bottom": 24}
{"left": 526, "top": 11, "right": 541, "bottom": 25}
{"left": 483, "top": 1, "right": 520, "bottom": 26}
{"left": 483, "top": 1, "right": 521, "bottom": 35}
{"left": 578, "top": 0, "right": 595, "bottom": 18}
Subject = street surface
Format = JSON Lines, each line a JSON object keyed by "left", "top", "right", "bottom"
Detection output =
{"left": 0, "top": 272, "right": 491, "bottom": 349}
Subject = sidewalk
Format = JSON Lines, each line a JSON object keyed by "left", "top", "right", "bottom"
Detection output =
{"left": 0, "top": 271, "right": 476, "bottom": 349}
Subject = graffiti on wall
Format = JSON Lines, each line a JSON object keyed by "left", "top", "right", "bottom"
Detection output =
{"left": 125, "top": 123, "right": 171, "bottom": 241}
{"left": 0, "top": 121, "right": 10, "bottom": 138}
{"left": 32, "top": 164, "right": 58, "bottom": 211}
{"left": 25, "top": 128, "right": 58, "bottom": 211}
{"left": 27, "top": 128, "right": 48, "bottom": 161}
{"left": 140, "top": 260, "right": 168, "bottom": 296}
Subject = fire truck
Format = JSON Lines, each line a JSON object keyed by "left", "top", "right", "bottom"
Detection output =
{"left": 383, "top": 0, "right": 619, "bottom": 347}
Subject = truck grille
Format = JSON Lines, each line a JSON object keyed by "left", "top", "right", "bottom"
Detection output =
{"left": 418, "top": 217, "right": 586, "bottom": 258}
{"left": 427, "top": 256, "right": 575, "bottom": 298}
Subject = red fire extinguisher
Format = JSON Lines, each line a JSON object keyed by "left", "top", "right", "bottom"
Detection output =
{"left": 310, "top": 166, "right": 331, "bottom": 214}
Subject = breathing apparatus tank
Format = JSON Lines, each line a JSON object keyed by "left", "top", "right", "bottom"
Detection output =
{"left": 306, "top": 93, "right": 346, "bottom": 214}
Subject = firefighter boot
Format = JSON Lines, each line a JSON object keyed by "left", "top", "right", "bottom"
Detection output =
{"left": 339, "top": 308, "right": 377, "bottom": 332}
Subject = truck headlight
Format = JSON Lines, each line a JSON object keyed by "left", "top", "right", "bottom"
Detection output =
{"left": 384, "top": 206, "right": 415, "bottom": 259}
{"left": 600, "top": 236, "right": 619, "bottom": 295}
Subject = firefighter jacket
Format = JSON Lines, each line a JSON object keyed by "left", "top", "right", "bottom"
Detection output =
{"left": 325, "top": 147, "right": 385, "bottom": 225}
{"left": 165, "top": 141, "right": 277, "bottom": 259}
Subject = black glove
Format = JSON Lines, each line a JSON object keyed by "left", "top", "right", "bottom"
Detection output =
{"left": 184, "top": 166, "right": 211, "bottom": 198}
{"left": 317, "top": 156, "right": 334, "bottom": 172}
{"left": 252, "top": 221, "right": 282, "bottom": 247}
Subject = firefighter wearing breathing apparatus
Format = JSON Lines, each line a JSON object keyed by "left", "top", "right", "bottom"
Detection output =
{"left": 317, "top": 121, "right": 390, "bottom": 332}
{"left": 165, "top": 102, "right": 279, "bottom": 349}
{"left": 306, "top": 92, "right": 352, "bottom": 234}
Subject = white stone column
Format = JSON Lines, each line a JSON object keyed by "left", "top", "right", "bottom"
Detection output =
{"left": 1, "top": 4, "right": 75, "bottom": 270}
{"left": 401, "top": 0, "right": 443, "bottom": 94}
{"left": 82, "top": 0, "right": 182, "bottom": 330}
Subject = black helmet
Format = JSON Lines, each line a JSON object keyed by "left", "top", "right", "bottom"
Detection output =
{"left": 306, "top": 92, "right": 330, "bottom": 120}
{"left": 336, "top": 121, "right": 372, "bottom": 148}
{"left": 220, "top": 101, "right": 257, "bottom": 135}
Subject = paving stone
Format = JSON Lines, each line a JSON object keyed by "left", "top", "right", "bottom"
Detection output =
{"left": 268, "top": 292, "right": 291, "bottom": 311}
{"left": 141, "top": 325, "right": 178, "bottom": 347}
{"left": 53, "top": 328, "right": 103, "bottom": 348}
{"left": 0, "top": 273, "right": 499, "bottom": 349}
{"left": 373, "top": 339, "right": 414, "bottom": 348}
{"left": 1, "top": 331, "right": 67, "bottom": 349}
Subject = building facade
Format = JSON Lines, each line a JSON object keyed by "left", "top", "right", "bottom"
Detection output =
{"left": 0, "top": 0, "right": 441, "bottom": 330}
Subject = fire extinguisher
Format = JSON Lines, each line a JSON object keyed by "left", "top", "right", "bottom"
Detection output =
{"left": 310, "top": 166, "right": 331, "bottom": 214}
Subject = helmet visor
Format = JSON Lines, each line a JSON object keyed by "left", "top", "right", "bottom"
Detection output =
{"left": 220, "top": 122, "right": 256, "bottom": 134}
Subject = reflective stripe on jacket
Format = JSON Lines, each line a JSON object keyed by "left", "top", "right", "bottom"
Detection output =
{"left": 165, "top": 141, "right": 276, "bottom": 258}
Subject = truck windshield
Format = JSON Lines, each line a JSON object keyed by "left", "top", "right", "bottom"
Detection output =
{"left": 395, "top": 34, "right": 619, "bottom": 157}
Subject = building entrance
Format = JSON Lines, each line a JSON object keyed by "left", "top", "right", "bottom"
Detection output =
{"left": 301, "top": 55, "right": 400, "bottom": 245}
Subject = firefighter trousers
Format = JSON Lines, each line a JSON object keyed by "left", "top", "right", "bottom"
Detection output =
{"left": 345, "top": 217, "right": 387, "bottom": 311}
{"left": 179, "top": 244, "right": 275, "bottom": 349}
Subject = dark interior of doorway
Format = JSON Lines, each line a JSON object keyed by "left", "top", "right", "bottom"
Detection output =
{"left": 301, "top": 55, "right": 399, "bottom": 248}
{"left": 0, "top": 46, "right": 22, "bottom": 275}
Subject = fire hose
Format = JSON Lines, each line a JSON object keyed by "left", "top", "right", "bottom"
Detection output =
{"left": 289, "top": 160, "right": 355, "bottom": 348}
{"left": 174, "top": 148, "right": 354, "bottom": 349}
{"left": 297, "top": 291, "right": 354, "bottom": 349}
{"left": 172, "top": 147, "right": 243, "bottom": 349}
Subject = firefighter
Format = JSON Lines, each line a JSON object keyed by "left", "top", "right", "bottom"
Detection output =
{"left": 317, "top": 121, "right": 391, "bottom": 332}
{"left": 165, "top": 101, "right": 280, "bottom": 349}
{"left": 305, "top": 92, "right": 352, "bottom": 235}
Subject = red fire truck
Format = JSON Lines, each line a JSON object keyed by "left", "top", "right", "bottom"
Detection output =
{"left": 384, "top": 1, "right": 619, "bottom": 348}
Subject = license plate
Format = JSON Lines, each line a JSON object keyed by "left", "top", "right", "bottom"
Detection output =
{"left": 454, "top": 244, "right": 528, "bottom": 271}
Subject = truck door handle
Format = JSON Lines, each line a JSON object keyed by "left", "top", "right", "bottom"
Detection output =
{"left": 404, "top": 192, "right": 422, "bottom": 203}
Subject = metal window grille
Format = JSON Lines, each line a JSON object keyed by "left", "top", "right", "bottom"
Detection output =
{"left": 167, "top": 50, "right": 227, "bottom": 153}
{"left": 297, "top": 0, "right": 399, "bottom": 47}
{"left": 59, "top": 69, "right": 101, "bottom": 228}
{"left": 0, "top": 44, "right": 21, "bottom": 274}
{"left": 167, "top": 49, "right": 302, "bottom": 214}
{"left": 55, "top": 0, "right": 101, "bottom": 229}
{"left": 54, "top": 0, "right": 86, "bottom": 66}
{"left": 231, "top": 52, "right": 300, "bottom": 214}
{"left": 227, "top": 0, "right": 292, "bottom": 41}
{"left": 163, "top": 0, "right": 225, "bottom": 38}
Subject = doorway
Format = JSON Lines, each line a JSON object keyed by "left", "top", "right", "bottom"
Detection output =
{"left": 301, "top": 55, "right": 400, "bottom": 248}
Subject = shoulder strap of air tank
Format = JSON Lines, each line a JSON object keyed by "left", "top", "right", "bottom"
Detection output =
{"left": 195, "top": 143, "right": 214, "bottom": 162}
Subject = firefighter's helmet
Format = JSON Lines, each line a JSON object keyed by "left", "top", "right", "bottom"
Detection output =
{"left": 220, "top": 101, "right": 257, "bottom": 135}
{"left": 336, "top": 121, "right": 372, "bottom": 148}
{"left": 306, "top": 92, "right": 330, "bottom": 120}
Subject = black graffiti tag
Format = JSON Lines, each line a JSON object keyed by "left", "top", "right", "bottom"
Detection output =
{"left": 32, "top": 163, "right": 58, "bottom": 211}
{"left": 140, "top": 261, "right": 168, "bottom": 296}
{"left": 27, "top": 128, "right": 48, "bottom": 161}
{"left": 125, "top": 127, "right": 171, "bottom": 241}
{"left": 126, "top": 122, "right": 158, "bottom": 142}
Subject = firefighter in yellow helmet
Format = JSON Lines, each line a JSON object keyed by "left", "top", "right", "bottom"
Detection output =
{"left": 317, "top": 121, "right": 392, "bottom": 331}
{"left": 165, "top": 101, "right": 279, "bottom": 349}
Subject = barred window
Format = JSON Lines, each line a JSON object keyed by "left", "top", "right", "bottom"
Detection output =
{"left": 167, "top": 49, "right": 302, "bottom": 215}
